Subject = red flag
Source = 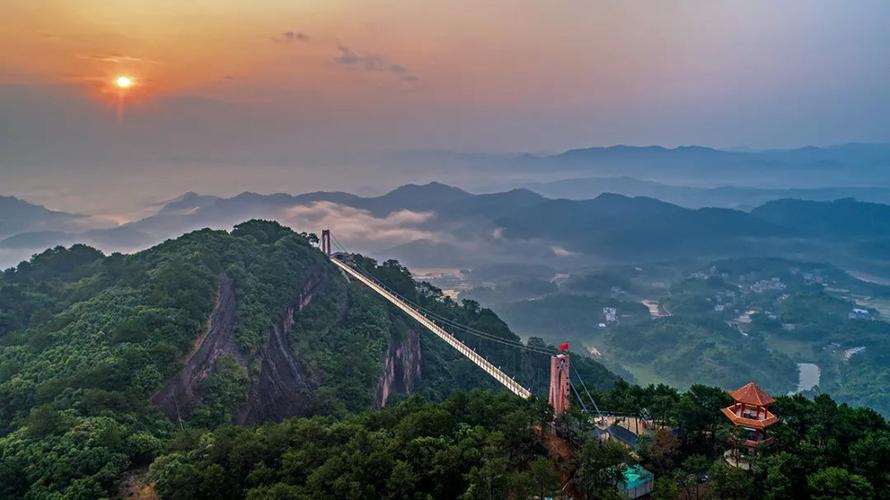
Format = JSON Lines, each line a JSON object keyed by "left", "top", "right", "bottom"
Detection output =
{"left": 559, "top": 342, "right": 569, "bottom": 351}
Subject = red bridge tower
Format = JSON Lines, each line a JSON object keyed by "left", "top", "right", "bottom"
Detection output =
{"left": 320, "top": 229, "right": 332, "bottom": 256}
{"left": 549, "top": 354, "right": 571, "bottom": 417}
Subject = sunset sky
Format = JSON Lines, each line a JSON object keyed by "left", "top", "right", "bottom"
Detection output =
{"left": 2, "top": 0, "right": 890, "bottom": 213}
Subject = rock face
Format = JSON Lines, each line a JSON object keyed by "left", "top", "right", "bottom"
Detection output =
{"left": 375, "top": 328, "right": 423, "bottom": 408}
{"left": 153, "top": 269, "right": 325, "bottom": 424}
{"left": 154, "top": 263, "right": 423, "bottom": 424}
{"left": 151, "top": 275, "right": 241, "bottom": 420}
{"left": 236, "top": 271, "right": 322, "bottom": 424}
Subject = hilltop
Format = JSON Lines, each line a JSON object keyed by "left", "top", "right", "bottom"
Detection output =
{"left": 0, "top": 220, "right": 614, "bottom": 498}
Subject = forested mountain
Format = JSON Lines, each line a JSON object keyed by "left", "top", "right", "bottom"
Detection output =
{"left": 490, "top": 256, "right": 890, "bottom": 417}
{"left": 522, "top": 176, "right": 890, "bottom": 209}
{"left": 0, "top": 220, "right": 614, "bottom": 498}
{"left": 0, "top": 196, "right": 85, "bottom": 239}
{"left": 142, "top": 382, "right": 890, "bottom": 500}
{"left": 1, "top": 222, "right": 889, "bottom": 499}
{"left": 534, "top": 143, "right": 890, "bottom": 186}
{"left": 752, "top": 198, "right": 890, "bottom": 238}
{"left": 496, "top": 193, "right": 783, "bottom": 259}
{"left": 8, "top": 182, "right": 890, "bottom": 272}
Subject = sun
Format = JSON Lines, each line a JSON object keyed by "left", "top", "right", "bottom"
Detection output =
{"left": 114, "top": 75, "right": 134, "bottom": 89}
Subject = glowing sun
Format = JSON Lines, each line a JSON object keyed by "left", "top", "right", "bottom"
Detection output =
{"left": 115, "top": 75, "right": 134, "bottom": 89}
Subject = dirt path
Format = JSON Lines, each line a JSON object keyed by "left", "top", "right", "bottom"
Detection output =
{"left": 542, "top": 430, "right": 581, "bottom": 498}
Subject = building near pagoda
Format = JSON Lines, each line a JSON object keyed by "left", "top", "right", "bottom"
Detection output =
{"left": 721, "top": 382, "right": 779, "bottom": 448}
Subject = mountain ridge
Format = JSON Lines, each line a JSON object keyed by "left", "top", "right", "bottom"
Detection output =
{"left": 5, "top": 181, "right": 890, "bottom": 273}
{"left": 0, "top": 220, "right": 618, "bottom": 497}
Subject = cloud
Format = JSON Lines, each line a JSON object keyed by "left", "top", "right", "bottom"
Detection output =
{"left": 334, "top": 46, "right": 419, "bottom": 82}
{"left": 214, "top": 74, "right": 236, "bottom": 86}
{"left": 551, "top": 245, "right": 577, "bottom": 257}
{"left": 85, "top": 53, "right": 156, "bottom": 64}
{"left": 274, "top": 31, "right": 309, "bottom": 43}
{"left": 278, "top": 201, "right": 439, "bottom": 248}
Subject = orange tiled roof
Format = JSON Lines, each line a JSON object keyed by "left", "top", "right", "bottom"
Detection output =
{"left": 729, "top": 382, "right": 775, "bottom": 406}
{"left": 721, "top": 407, "right": 779, "bottom": 429}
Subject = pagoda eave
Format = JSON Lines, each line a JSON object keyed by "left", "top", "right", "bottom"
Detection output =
{"left": 720, "top": 407, "right": 779, "bottom": 430}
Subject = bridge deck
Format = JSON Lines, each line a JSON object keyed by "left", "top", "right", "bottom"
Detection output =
{"left": 330, "top": 256, "right": 532, "bottom": 399}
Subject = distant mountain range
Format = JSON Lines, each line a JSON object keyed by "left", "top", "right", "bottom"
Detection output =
{"left": 752, "top": 198, "right": 890, "bottom": 238}
{"left": 496, "top": 193, "right": 784, "bottom": 259}
{"left": 521, "top": 176, "right": 890, "bottom": 209}
{"left": 550, "top": 143, "right": 890, "bottom": 168}
{"left": 529, "top": 143, "right": 890, "bottom": 187}
{"left": 0, "top": 140, "right": 890, "bottom": 274}
{"left": 0, "top": 196, "right": 85, "bottom": 240}
{"left": 5, "top": 179, "right": 890, "bottom": 275}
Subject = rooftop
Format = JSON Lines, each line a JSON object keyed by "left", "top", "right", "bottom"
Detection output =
{"left": 621, "top": 464, "right": 654, "bottom": 489}
{"left": 721, "top": 407, "right": 779, "bottom": 430}
{"left": 729, "top": 382, "right": 775, "bottom": 407}
{"left": 607, "top": 424, "right": 638, "bottom": 447}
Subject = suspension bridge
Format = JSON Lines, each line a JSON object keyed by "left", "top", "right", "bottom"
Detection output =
{"left": 319, "top": 229, "right": 606, "bottom": 420}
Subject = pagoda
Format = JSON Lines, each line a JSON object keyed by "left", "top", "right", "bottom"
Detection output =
{"left": 721, "top": 382, "right": 779, "bottom": 448}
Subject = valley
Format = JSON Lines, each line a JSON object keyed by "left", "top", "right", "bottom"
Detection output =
{"left": 6, "top": 3, "right": 890, "bottom": 496}
{"left": 449, "top": 258, "right": 890, "bottom": 416}
{"left": 1, "top": 219, "right": 889, "bottom": 498}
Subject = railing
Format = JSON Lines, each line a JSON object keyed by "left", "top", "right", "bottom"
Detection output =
{"left": 720, "top": 407, "right": 779, "bottom": 429}
{"left": 330, "top": 256, "right": 532, "bottom": 399}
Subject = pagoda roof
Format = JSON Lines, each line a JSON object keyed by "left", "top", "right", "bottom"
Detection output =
{"left": 721, "top": 407, "right": 779, "bottom": 430}
{"left": 729, "top": 382, "right": 775, "bottom": 406}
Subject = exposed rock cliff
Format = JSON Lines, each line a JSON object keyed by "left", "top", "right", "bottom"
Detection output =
{"left": 151, "top": 275, "right": 241, "bottom": 420}
{"left": 153, "top": 268, "right": 327, "bottom": 424}
{"left": 375, "top": 328, "right": 423, "bottom": 408}
{"left": 236, "top": 271, "right": 322, "bottom": 424}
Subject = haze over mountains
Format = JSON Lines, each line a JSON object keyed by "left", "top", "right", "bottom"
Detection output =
{"left": 6, "top": 142, "right": 890, "bottom": 222}
{"left": 4, "top": 142, "right": 890, "bottom": 276}
{"left": 522, "top": 177, "right": 890, "bottom": 209}
{"left": 5, "top": 178, "right": 890, "bottom": 416}
{"left": 4, "top": 186, "right": 890, "bottom": 284}
{"left": 447, "top": 143, "right": 890, "bottom": 191}
{"left": 529, "top": 143, "right": 890, "bottom": 187}
{"left": 0, "top": 196, "right": 88, "bottom": 238}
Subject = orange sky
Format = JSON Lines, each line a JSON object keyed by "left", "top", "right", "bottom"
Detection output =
{"left": 1, "top": 0, "right": 890, "bottom": 217}
{"left": 2, "top": 1, "right": 889, "bottom": 165}
{"left": 3, "top": 0, "right": 787, "bottom": 108}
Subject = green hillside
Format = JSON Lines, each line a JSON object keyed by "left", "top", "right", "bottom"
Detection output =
{"left": 0, "top": 220, "right": 616, "bottom": 498}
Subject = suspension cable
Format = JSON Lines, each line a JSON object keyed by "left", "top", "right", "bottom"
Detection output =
{"left": 329, "top": 242, "right": 557, "bottom": 356}
{"left": 570, "top": 382, "right": 590, "bottom": 413}
{"left": 571, "top": 365, "right": 604, "bottom": 421}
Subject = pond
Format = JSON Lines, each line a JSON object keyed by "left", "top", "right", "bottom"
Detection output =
{"left": 794, "top": 362, "right": 821, "bottom": 393}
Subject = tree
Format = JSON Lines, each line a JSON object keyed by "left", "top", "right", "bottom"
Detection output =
{"left": 24, "top": 405, "right": 63, "bottom": 438}
{"left": 807, "top": 467, "right": 874, "bottom": 500}
{"left": 849, "top": 430, "right": 890, "bottom": 495}
{"left": 651, "top": 476, "right": 681, "bottom": 500}
{"left": 639, "top": 428, "right": 680, "bottom": 475}
{"left": 464, "top": 457, "right": 512, "bottom": 500}
{"left": 575, "top": 440, "right": 628, "bottom": 500}
{"left": 385, "top": 460, "right": 416, "bottom": 499}
{"left": 709, "top": 461, "right": 752, "bottom": 499}
{"left": 676, "top": 385, "right": 731, "bottom": 448}
{"left": 245, "top": 483, "right": 308, "bottom": 500}
{"left": 753, "top": 452, "right": 808, "bottom": 500}
{"left": 528, "top": 457, "right": 561, "bottom": 499}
